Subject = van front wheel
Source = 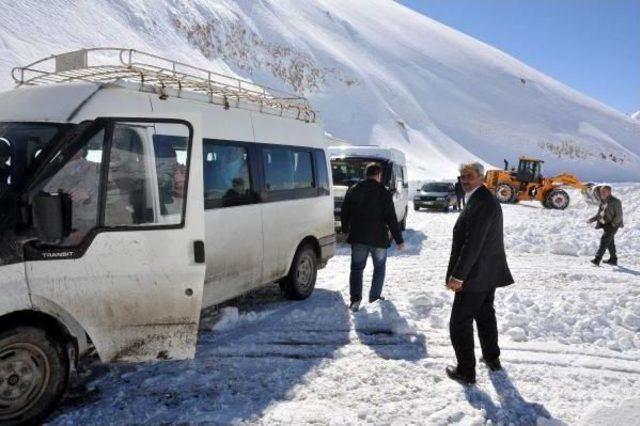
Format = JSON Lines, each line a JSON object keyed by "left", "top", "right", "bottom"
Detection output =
{"left": 0, "top": 326, "right": 69, "bottom": 425}
{"left": 281, "top": 244, "right": 318, "bottom": 300}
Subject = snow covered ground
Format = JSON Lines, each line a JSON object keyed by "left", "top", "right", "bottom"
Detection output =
{"left": 46, "top": 183, "right": 640, "bottom": 425}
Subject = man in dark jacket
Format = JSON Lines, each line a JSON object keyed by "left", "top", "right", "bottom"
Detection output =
{"left": 341, "top": 163, "right": 405, "bottom": 312}
{"left": 587, "top": 185, "right": 624, "bottom": 266}
{"left": 454, "top": 176, "right": 465, "bottom": 211}
{"left": 445, "top": 162, "right": 514, "bottom": 385}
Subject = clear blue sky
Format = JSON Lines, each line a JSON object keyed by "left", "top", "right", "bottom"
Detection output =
{"left": 399, "top": 0, "right": 640, "bottom": 114}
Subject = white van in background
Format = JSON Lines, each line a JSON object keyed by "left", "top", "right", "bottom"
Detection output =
{"left": 0, "top": 48, "right": 335, "bottom": 424}
{"left": 328, "top": 144, "right": 409, "bottom": 232}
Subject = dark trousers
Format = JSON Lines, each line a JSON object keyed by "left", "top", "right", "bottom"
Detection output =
{"left": 449, "top": 289, "right": 500, "bottom": 379}
{"left": 456, "top": 194, "right": 465, "bottom": 210}
{"left": 349, "top": 243, "right": 387, "bottom": 303}
{"left": 595, "top": 225, "right": 618, "bottom": 260}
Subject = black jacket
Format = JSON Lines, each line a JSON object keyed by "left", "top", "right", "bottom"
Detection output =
{"left": 341, "top": 179, "right": 404, "bottom": 248}
{"left": 454, "top": 181, "right": 464, "bottom": 197}
{"left": 446, "top": 185, "right": 514, "bottom": 292}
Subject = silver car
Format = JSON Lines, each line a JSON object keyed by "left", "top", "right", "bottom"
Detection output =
{"left": 413, "top": 182, "right": 457, "bottom": 212}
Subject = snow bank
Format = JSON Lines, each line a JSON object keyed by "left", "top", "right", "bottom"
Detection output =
{"left": 504, "top": 185, "right": 640, "bottom": 258}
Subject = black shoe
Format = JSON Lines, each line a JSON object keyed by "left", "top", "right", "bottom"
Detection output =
{"left": 369, "top": 296, "right": 386, "bottom": 303}
{"left": 445, "top": 366, "right": 476, "bottom": 385}
{"left": 603, "top": 258, "right": 618, "bottom": 266}
{"left": 480, "top": 357, "right": 502, "bottom": 371}
{"left": 590, "top": 258, "right": 601, "bottom": 267}
{"left": 349, "top": 300, "right": 361, "bottom": 312}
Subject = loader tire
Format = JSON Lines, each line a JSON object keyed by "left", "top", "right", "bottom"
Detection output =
{"left": 545, "top": 189, "right": 570, "bottom": 210}
{"left": 495, "top": 183, "right": 516, "bottom": 204}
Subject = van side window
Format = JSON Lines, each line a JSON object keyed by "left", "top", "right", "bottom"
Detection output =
{"left": 263, "top": 148, "right": 314, "bottom": 191}
{"left": 314, "top": 150, "right": 330, "bottom": 195}
{"left": 203, "top": 142, "right": 253, "bottom": 208}
{"left": 104, "top": 122, "right": 190, "bottom": 227}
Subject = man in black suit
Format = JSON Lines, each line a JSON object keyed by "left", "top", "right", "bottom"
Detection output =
{"left": 445, "top": 162, "right": 514, "bottom": 385}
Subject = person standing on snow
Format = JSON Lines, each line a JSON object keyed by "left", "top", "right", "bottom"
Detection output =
{"left": 587, "top": 185, "right": 623, "bottom": 266}
{"left": 454, "top": 176, "right": 465, "bottom": 211}
{"left": 341, "top": 163, "right": 405, "bottom": 312}
{"left": 445, "top": 162, "right": 514, "bottom": 385}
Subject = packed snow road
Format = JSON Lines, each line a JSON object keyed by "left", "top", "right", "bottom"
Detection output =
{"left": 49, "top": 185, "right": 640, "bottom": 425}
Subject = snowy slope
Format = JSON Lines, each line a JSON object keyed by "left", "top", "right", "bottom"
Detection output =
{"left": 48, "top": 184, "right": 640, "bottom": 424}
{"left": 1, "top": 0, "right": 639, "bottom": 181}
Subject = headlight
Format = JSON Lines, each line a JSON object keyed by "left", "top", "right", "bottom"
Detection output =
{"left": 437, "top": 197, "right": 446, "bottom": 200}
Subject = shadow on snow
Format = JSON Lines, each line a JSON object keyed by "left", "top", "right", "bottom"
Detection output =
{"left": 463, "top": 369, "right": 557, "bottom": 425}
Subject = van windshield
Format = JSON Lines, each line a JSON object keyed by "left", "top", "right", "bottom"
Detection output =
{"left": 0, "top": 122, "right": 65, "bottom": 200}
{"left": 422, "top": 183, "right": 450, "bottom": 193}
{"left": 331, "top": 157, "right": 389, "bottom": 187}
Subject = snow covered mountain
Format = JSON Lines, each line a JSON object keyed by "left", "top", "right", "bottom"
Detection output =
{"left": 1, "top": 0, "right": 639, "bottom": 180}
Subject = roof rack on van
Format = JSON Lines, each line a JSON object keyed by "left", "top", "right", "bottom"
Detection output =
{"left": 11, "top": 48, "right": 316, "bottom": 122}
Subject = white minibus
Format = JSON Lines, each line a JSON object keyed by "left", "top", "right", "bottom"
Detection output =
{"left": 328, "top": 145, "right": 409, "bottom": 232}
{"left": 0, "top": 48, "right": 335, "bottom": 424}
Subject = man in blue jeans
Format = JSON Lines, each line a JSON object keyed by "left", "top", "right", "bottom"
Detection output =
{"left": 341, "top": 163, "right": 405, "bottom": 312}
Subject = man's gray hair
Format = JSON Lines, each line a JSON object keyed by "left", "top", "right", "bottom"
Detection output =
{"left": 459, "top": 162, "right": 485, "bottom": 177}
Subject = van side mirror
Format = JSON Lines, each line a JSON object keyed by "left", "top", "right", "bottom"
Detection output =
{"left": 32, "top": 192, "right": 72, "bottom": 243}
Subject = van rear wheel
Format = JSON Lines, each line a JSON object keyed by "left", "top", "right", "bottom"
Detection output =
{"left": 280, "top": 244, "right": 318, "bottom": 300}
{"left": 0, "top": 327, "right": 68, "bottom": 425}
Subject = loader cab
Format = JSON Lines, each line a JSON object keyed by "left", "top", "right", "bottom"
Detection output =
{"left": 516, "top": 158, "right": 544, "bottom": 184}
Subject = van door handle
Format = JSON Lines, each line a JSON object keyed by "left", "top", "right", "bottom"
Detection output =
{"left": 194, "top": 240, "right": 205, "bottom": 264}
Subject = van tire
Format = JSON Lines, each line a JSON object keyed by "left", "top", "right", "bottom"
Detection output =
{"left": 0, "top": 326, "right": 69, "bottom": 425}
{"left": 281, "top": 244, "right": 318, "bottom": 300}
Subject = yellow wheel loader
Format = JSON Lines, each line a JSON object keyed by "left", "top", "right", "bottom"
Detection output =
{"left": 484, "top": 157, "right": 596, "bottom": 209}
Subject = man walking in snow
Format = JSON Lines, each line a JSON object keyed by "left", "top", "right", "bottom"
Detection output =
{"left": 341, "top": 163, "right": 405, "bottom": 312}
{"left": 445, "top": 162, "right": 514, "bottom": 385}
{"left": 587, "top": 185, "right": 623, "bottom": 266}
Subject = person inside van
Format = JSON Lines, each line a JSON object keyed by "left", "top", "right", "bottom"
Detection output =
{"left": 222, "top": 177, "right": 248, "bottom": 206}
{"left": 223, "top": 148, "right": 249, "bottom": 189}
{"left": 341, "top": 163, "right": 405, "bottom": 312}
{"left": 105, "top": 128, "right": 146, "bottom": 226}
